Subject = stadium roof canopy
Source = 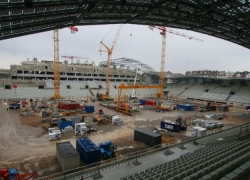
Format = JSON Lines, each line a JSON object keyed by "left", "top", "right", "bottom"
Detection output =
{"left": 0, "top": 0, "right": 250, "bottom": 49}
{"left": 99, "top": 57, "right": 156, "bottom": 73}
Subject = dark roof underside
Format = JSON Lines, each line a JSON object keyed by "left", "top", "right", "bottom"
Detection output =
{"left": 0, "top": 0, "right": 250, "bottom": 49}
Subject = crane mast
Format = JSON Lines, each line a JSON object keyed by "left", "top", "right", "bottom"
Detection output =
{"left": 159, "top": 29, "right": 166, "bottom": 99}
{"left": 99, "top": 24, "right": 123, "bottom": 99}
{"left": 53, "top": 27, "right": 78, "bottom": 99}
{"left": 149, "top": 26, "right": 203, "bottom": 107}
{"left": 53, "top": 29, "right": 60, "bottom": 99}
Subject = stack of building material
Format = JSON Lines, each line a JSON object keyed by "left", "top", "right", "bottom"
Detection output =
{"left": 48, "top": 128, "right": 61, "bottom": 141}
{"left": 76, "top": 138, "right": 101, "bottom": 165}
{"left": 192, "top": 127, "right": 207, "bottom": 137}
{"left": 75, "top": 123, "right": 87, "bottom": 136}
{"left": 56, "top": 141, "right": 80, "bottom": 171}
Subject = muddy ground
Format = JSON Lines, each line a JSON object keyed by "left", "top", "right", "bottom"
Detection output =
{"left": 0, "top": 100, "right": 249, "bottom": 177}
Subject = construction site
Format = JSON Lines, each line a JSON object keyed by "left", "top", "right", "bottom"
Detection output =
{"left": 1, "top": 1, "right": 250, "bottom": 179}
{"left": 1, "top": 25, "right": 250, "bottom": 179}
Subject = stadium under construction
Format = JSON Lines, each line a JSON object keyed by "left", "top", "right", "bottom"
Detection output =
{"left": 1, "top": 0, "right": 250, "bottom": 180}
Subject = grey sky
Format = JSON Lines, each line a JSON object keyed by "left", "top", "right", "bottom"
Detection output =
{"left": 0, "top": 24, "right": 249, "bottom": 74}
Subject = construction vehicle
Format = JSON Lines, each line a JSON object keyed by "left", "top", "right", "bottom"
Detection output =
{"left": 99, "top": 25, "right": 123, "bottom": 100}
{"left": 99, "top": 141, "right": 116, "bottom": 160}
{"left": 0, "top": 168, "right": 38, "bottom": 180}
{"left": 175, "top": 116, "right": 187, "bottom": 131}
{"left": 116, "top": 83, "right": 162, "bottom": 115}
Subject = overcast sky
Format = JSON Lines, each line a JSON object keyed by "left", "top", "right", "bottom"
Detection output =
{"left": 0, "top": 24, "right": 249, "bottom": 74}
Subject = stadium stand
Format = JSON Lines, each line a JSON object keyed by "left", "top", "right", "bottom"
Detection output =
{"left": 200, "top": 92, "right": 229, "bottom": 101}
{"left": 120, "top": 126, "right": 250, "bottom": 180}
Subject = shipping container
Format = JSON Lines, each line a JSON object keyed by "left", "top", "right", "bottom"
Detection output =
{"left": 217, "top": 105, "right": 229, "bottom": 112}
{"left": 139, "top": 99, "right": 146, "bottom": 105}
{"left": 177, "top": 104, "right": 194, "bottom": 111}
{"left": 58, "top": 102, "right": 81, "bottom": 110}
{"left": 211, "top": 106, "right": 217, "bottom": 111}
{"left": 58, "top": 119, "right": 73, "bottom": 130}
{"left": 76, "top": 138, "right": 101, "bottom": 165}
{"left": 56, "top": 141, "right": 80, "bottom": 171}
{"left": 69, "top": 117, "right": 81, "bottom": 127}
{"left": 134, "top": 129, "right": 162, "bottom": 147}
{"left": 160, "top": 120, "right": 180, "bottom": 132}
{"left": 245, "top": 106, "right": 250, "bottom": 110}
{"left": 145, "top": 100, "right": 156, "bottom": 106}
{"left": 85, "top": 105, "right": 95, "bottom": 113}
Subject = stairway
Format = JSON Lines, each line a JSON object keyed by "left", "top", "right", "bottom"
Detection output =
{"left": 225, "top": 94, "right": 232, "bottom": 101}
{"left": 88, "top": 89, "right": 95, "bottom": 97}
{"left": 178, "top": 88, "right": 188, "bottom": 95}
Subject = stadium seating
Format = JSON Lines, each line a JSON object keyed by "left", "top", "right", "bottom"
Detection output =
{"left": 120, "top": 138, "right": 250, "bottom": 180}
{"left": 200, "top": 92, "right": 229, "bottom": 101}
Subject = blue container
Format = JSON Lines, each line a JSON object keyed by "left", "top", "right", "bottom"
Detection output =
{"left": 177, "top": 104, "right": 194, "bottom": 111}
{"left": 58, "top": 119, "right": 73, "bottom": 130}
{"left": 160, "top": 121, "right": 180, "bottom": 132}
{"left": 246, "top": 106, "right": 250, "bottom": 109}
{"left": 85, "top": 105, "right": 95, "bottom": 113}
{"left": 139, "top": 99, "right": 146, "bottom": 105}
{"left": 76, "top": 138, "right": 100, "bottom": 165}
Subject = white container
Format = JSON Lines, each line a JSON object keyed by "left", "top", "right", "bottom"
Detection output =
{"left": 75, "top": 123, "right": 87, "bottom": 135}
{"left": 49, "top": 130, "right": 61, "bottom": 141}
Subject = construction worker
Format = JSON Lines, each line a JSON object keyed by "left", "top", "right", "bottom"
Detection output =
{"left": 6, "top": 104, "right": 9, "bottom": 111}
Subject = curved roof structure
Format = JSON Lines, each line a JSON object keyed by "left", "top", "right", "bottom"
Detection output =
{"left": 0, "top": 1, "right": 250, "bottom": 49}
{"left": 99, "top": 57, "right": 156, "bottom": 73}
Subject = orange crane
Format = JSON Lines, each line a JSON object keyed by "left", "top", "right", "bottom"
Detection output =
{"left": 116, "top": 83, "right": 162, "bottom": 115}
{"left": 61, "top": 56, "right": 91, "bottom": 64}
{"left": 53, "top": 26, "right": 78, "bottom": 99}
{"left": 99, "top": 24, "right": 123, "bottom": 100}
{"left": 149, "top": 26, "right": 203, "bottom": 106}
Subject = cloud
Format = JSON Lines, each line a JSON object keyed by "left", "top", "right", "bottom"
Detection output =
{"left": 0, "top": 24, "right": 249, "bottom": 73}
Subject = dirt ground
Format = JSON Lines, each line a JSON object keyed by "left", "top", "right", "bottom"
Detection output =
{"left": 0, "top": 100, "right": 249, "bottom": 177}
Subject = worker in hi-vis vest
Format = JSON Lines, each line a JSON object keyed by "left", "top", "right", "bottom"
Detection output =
{"left": 6, "top": 104, "right": 9, "bottom": 111}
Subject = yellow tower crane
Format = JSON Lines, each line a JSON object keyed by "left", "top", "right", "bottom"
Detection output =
{"left": 53, "top": 29, "right": 60, "bottom": 99}
{"left": 99, "top": 24, "right": 123, "bottom": 100}
{"left": 149, "top": 26, "right": 203, "bottom": 107}
{"left": 53, "top": 26, "right": 78, "bottom": 99}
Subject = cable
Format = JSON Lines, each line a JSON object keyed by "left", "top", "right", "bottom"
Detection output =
{"left": 130, "top": 25, "right": 133, "bottom": 48}
{"left": 102, "top": 25, "right": 114, "bottom": 42}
